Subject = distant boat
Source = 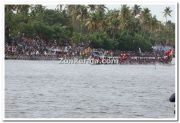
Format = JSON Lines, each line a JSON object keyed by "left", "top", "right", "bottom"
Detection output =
{"left": 160, "top": 49, "right": 174, "bottom": 64}
{"left": 91, "top": 51, "right": 104, "bottom": 58}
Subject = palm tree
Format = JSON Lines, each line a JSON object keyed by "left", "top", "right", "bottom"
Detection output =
{"left": 148, "top": 15, "right": 159, "bottom": 43}
{"left": 119, "top": 5, "right": 131, "bottom": 30}
{"left": 150, "top": 15, "right": 158, "bottom": 32}
{"left": 140, "top": 8, "right": 151, "bottom": 31}
{"left": 106, "top": 10, "right": 120, "bottom": 40}
{"left": 76, "top": 5, "right": 88, "bottom": 34}
{"left": 163, "top": 7, "right": 172, "bottom": 23}
{"left": 96, "top": 5, "right": 108, "bottom": 13}
{"left": 85, "top": 5, "right": 108, "bottom": 33}
{"left": 65, "top": 5, "right": 80, "bottom": 31}
{"left": 56, "top": 4, "right": 63, "bottom": 12}
{"left": 133, "top": 4, "right": 141, "bottom": 16}
{"left": 76, "top": 5, "right": 88, "bottom": 21}
{"left": 85, "top": 12, "right": 99, "bottom": 32}
{"left": 85, "top": 14, "right": 96, "bottom": 32}
{"left": 88, "top": 5, "right": 96, "bottom": 13}
{"left": 163, "top": 7, "right": 173, "bottom": 44}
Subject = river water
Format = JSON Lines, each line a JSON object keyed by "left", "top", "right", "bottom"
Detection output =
{"left": 5, "top": 60, "right": 175, "bottom": 118}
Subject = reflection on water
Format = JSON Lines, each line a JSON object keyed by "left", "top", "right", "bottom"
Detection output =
{"left": 5, "top": 60, "right": 175, "bottom": 118}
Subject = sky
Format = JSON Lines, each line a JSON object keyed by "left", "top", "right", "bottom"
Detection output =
{"left": 43, "top": 4, "right": 175, "bottom": 23}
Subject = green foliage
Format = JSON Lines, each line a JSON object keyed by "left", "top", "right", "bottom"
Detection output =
{"left": 72, "top": 32, "right": 82, "bottom": 43}
{"left": 5, "top": 4, "right": 175, "bottom": 51}
{"left": 88, "top": 32, "right": 113, "bottom": 50}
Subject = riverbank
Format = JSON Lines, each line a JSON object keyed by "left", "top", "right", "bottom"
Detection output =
{"left": 5, "top": 54, "right": 175, "bottom": 65}
{"left": 5, "top": 55, "right": 59, "bottom": 60}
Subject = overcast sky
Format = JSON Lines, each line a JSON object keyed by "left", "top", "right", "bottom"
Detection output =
{"left": 43, "top": 4, "right": 175, "bottom": 23}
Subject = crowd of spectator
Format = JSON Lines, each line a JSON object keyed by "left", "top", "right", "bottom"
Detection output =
{"left": 5, "top": 36, "right": 90, "bottom": 59}
{"left": 5, "top": 36, "right": 169, "bottom": 64}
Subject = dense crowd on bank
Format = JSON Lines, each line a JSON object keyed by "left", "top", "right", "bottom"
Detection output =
{"left": 5, "top": 36, "right": 169, "bottom": 64}
{"left": 5, "top": 37, "right": 90, "bottom": 59}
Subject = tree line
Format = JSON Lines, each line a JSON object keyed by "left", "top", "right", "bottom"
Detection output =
{"left": 5, "top": 5, "right": 175, "bottom": 52}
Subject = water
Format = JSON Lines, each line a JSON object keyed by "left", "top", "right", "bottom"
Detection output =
{"left": 5, "top": 60, "right": 175, "bottom": 118}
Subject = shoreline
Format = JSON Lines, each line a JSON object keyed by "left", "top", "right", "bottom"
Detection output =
{"left": 5, "top": 55, "right": 59, "bottom": 60}
{"left": 5, "top": 55, "right": 175, "bottom": 65}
